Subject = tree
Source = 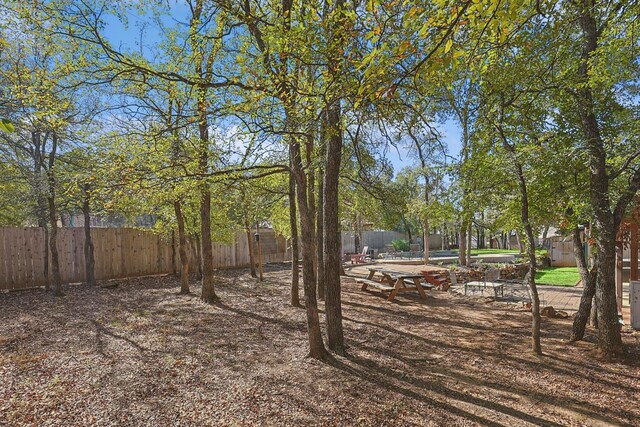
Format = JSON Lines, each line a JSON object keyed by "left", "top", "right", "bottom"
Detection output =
{"left": 564, "top": 0, "right": 639, "bottom": 357}
{"left": 0, "top": 6, "right": 98, "bottom": 295}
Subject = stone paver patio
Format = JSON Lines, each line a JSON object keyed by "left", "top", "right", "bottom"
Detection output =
{"left": 346, "top": 262, "right": 632, "bottom": 321}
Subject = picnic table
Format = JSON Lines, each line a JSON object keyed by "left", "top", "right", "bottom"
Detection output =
{"left": 355, "top": 267, "right": 431, "bottom": 302}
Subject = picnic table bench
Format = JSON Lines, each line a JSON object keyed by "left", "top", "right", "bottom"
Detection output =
{"left": 356, "top": 267, "right": 431, "bottom": 302}
{"left": 355, "top": 278, "right": 395, "bottom": 292}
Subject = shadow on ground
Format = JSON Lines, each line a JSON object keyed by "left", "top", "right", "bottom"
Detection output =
{"left": 0, "top": 266, "right": 638, "bottom": 426}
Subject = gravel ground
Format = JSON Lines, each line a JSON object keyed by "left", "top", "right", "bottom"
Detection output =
{"left": 0, "top": 263, "right": 638, "bottom": 426}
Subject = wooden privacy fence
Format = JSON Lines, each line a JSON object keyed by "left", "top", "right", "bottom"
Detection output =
{"left": 0, "top": 227, "right": 289, "bottom": 291}
{"left": 341, "top": 231, "right": 408, "bottom": 253}
{"left": 341, "top": 231, "right": 447, "bottom": 253}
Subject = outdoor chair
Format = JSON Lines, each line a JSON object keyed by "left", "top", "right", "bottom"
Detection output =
{"left": 484, "top": 267, "right": 501, "bottom": 284}
{"left": 449, "top": 270, "right": 459, "bottom": 287}
{"left": 463, "top": 266, "right": 504, "bottom": 298}
{"left": 350, "top": 246, "right": 369, "bottom": 264}
{"left": 483, "top": 267, "right": 504, "bottom": 297}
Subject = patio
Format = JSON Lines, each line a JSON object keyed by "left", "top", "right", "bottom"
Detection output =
{"left": 346, "top": 262, "right": 633, "bottom": 320}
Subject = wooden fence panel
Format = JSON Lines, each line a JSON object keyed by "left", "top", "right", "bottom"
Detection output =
{"left": 0, "top": 227, "right": 288, "bottom": 290}
{"left": 0, "top": 228, "right": 45, "bottom": 290}
{"left": 0, "top": 228, "right": 6, "bottom": 287}
{"left": 30, "top": 228, "right": 46, "bottom": 287}
{"left": 5, "top": 228, "right": 16, "bottom": 289}
{"left": 13, "top": 228, "right": 24, "bottom": 290}
{"left": 341, "top": 231, "right": 409, "bottom": 253}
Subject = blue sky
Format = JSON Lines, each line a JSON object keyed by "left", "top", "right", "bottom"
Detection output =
{"left": 386, "top": 119, "right": 462, "bottom": 171}
{"left": 103, "top": 6, "right": 464, "bottom": 176}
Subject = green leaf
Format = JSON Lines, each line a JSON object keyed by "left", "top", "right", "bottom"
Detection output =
{"left": 0, "top": 119, "right": 15, "bottom": 133}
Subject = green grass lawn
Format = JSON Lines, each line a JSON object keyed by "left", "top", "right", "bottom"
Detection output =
{"left": 469, "top": 248, "right": 519, "bottom": 255}
{"left": 535, "top": 267, "right": 581, "bottom": 287}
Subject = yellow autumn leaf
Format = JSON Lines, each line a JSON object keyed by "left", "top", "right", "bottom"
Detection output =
{"left": 444, "top": 39, "right": 453, "bottom": 53}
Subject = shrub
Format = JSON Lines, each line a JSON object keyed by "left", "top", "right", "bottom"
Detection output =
{"left": 535, "top": 249, "right": 551, "bottom": 267}
{"left": 391, "top": 239, "right": 410, "bottom": 252}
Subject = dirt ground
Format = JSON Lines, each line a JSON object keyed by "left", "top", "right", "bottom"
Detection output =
{"left": 1, "top": 264, "right": 639, "bottom": 426}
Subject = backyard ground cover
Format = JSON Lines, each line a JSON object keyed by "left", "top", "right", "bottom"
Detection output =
{"left": 0, "top": 264, "right": 638, "bottom": 426}
{"left": 469, "top": 249, "right": 520, "bottom": 255}
{"left": 536, "top": 267, "right": 581, "bottom": 287}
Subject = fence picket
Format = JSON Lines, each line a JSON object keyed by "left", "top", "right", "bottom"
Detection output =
{"left": 0, "top": 227, "right": 287, "bottom": 290}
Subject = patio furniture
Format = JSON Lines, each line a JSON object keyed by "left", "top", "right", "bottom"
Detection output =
{"left": 449, "top": 270, "right": 459, "bottom": 286}
{"left": 484, "top": 267, "right": 501, "bottom": 284}
{"left": 421, "top": 270, "right": 450, "bottom": 291}
{"left": 350, "top": 246, "right": 369, "bottom": 264}
{"left": 464, "top": 267, "right": 504, "bottom": 297}
{"left": 357, "top": 267, "right": 430, "bottom": 302}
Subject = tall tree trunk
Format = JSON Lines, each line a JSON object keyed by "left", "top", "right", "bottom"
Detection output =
{"left": 423, "top": 220, "right": 430, "bottom": 264}
{"left": 174, "top": 200, "right": 190, "bottom": 294}
{"left": 591, "top": 300, "right": 599, "bottom": 328}
{"left": 194, "top": 234, "right": 202, "bottom": 280}
{"left": 498, "top": 125, "right": 542, "bottom": 355}
{"left": 246, "top": 224, "right": 257, "bottom": 278}
{"left": 306, "top": 140, "right": 318, "bottom": 289}
{"left": 324, "top": 100, "right": 345, "bottom": 355}
{"left": 459, "top": 221, "right": 467, "bottom": 266}
{"left": 515, "top": 230, "right": 524, "bottom": 253}
{"left": 83, "top": 184, "right": 95, "bottom": 286}
{"left": 574, "top": 2, "right": 623, "bottom": 356}
{"left": 423, "top": 172, "right": 430, "bottom": 264}
{"left": 33, "top": 132, "right": 50, "bottom": 291}
{"left": 48, "top": 193, "right": 62, "bottom": 296}
{"left": 467, "top": 222, "right": 472, "bottom": 265}
{"left": 570, "top": 227, "right": 597, "bottom": 341}
{"left": 255, "top": 222, "right": 264, "bottom": 281}
{"left": 317, "top": 164, "right": 325, "bottom": 301}
{"left": 197, "top": 91, "right": 217, "bottom": 303}
{"left": 199, "top": 182, "right": 216, "bottom": 301}
{"left": 290, "top": 135, "right": 326, "bottom": 359}
{"left": 289, "top": 169, "right": 300, "bottom": 306}
{"left": 442, "top": 225, "right": 446, "bottom": 250}
{"left": 168, "top": 91, "right": 187, "bottom": 284}
{"left": 189, "top": 1, "right": 217, "bottom": 303}
{"left": 593, "top": 230, "right": 620, "bottom": 355}
{"left": 265, "top": 0, "right": 326, "bottom": 358}
{"left": 479, "top": 213, "right": 486, "bottom": 248}
{"left": 517, "top": 172, "right": 542, "bottom": 355}
{"left": 47, "top": 134, "right": 62, "bottom": 296}
{"left": 459, "top": 103, "right": 472, "bottom": 266}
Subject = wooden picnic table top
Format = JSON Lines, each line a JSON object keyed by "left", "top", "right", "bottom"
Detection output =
{"left": 367, "top": 267, "right": 423, "bottom": 279}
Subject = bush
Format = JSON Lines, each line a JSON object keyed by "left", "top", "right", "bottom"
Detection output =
{"left": 391, "top": 239, "right": 410, "bottom": 252}
{"left": 535, "top": 249, "right": 551, "bottom": 268}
